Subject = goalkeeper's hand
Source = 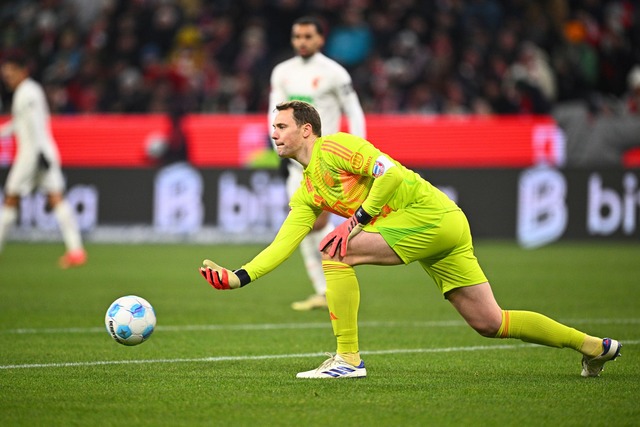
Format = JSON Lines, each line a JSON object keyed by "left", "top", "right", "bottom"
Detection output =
{"left": 319, "top": 207, "right": 372, "bottom": 258}
{"left": 199, "top": 259, "right": 251, "bottom": 290}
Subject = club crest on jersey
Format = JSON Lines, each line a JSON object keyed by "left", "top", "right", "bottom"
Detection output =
{"left": 372, "top": 161, "right": 386, "bottom": 177}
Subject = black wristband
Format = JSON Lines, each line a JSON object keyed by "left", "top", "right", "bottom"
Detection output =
{"left": 354, "top": 206, "right": 373, "bottom": 225}
{"left": 233, "top": 269, "right": 251, "bottom": 287}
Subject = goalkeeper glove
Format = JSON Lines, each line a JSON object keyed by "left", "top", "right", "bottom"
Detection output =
{"left": 199, "top": 259, "right": 251, "bottom": 290}
{"left": 319, "top": 207, "right": 372, "bottom": 258}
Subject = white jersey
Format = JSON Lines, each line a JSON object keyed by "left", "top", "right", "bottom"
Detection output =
{"left": 2, "top": 78, "right": 60, "bottom": 163}
{"left": 268, "top": 52, "right": 366, "bottom": 194}
{"left": 1, "top": 78, "right": 64, "bottom": 195}
{"left": 269, "top": 52, "right": 366, "bottom": 140}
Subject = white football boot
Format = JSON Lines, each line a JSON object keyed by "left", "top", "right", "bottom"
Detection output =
{"left": 291, "top": 294, "right": 328, "bottom": 311}
{"left": 581, "top": 338, "right": 622, "bottom": 377}
{"left": 297, "top": 353, "right": 367, "bottom": 379}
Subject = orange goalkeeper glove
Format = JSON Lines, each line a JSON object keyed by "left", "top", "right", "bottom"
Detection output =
{"left": 199, "top": 259, "right": 251, "bottom": 290}
{"left": 319, "top": 207, "right": 372, "bottom": 258}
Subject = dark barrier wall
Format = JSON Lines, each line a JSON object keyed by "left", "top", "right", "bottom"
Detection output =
{"left": 1, "top": 166, "right": 638, "bottom": 246}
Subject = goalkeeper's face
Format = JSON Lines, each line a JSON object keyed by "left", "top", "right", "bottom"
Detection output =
{"left": 271, "top": 108, "right": 312, "bottom": 162}
{"left": 291, "top": 24, "right": 324, "bottom": 59}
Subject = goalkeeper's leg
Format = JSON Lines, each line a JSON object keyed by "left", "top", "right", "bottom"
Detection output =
{"left": 447, "top": 282, "right": 606, "bottom": 357}
{"left": 317, "top": 230, "right": 405, "bottom": 369}
{"left": 322, "top": 260, "right": 361, "bottom": 367}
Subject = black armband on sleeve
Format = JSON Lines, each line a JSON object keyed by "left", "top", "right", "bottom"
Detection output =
{"left": 354, "top": 206, "right": 373, "bottom": 225}
{"left": 233, "top": 269, "right": 251, "bottom": 287}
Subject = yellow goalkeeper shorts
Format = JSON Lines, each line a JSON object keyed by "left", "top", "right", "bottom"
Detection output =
{"left": 366, "top": 207, "right": 487, "bottom": 296}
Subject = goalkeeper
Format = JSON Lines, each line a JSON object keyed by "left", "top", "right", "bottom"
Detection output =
{"left": 200, "top": 100, "right": 621, "bottom": 379}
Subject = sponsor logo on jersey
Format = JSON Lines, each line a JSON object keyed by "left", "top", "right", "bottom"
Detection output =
{"left": 288, "top": 94, "right": 314, "bottom": 104}
{"left": 351, "top": 152, "right": 364, "bottom": 169}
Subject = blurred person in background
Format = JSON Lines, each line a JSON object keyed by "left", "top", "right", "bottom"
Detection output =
{"left": 268, "top": 16, "right": 366, "bottom": 311}
{"left": 555, "top": 64, "right": 640, "bottom": 167}
{"left": 623, "top": 65, "right": 640, "bottom": 115}
{"left": 0, "top": 51, "right": 86, "bottom": 268}
{"left": 505, "top": 41, "right": 556, "bottom": 114}
{"left": 324, "top": 6, "right": 373, "bottom": 70}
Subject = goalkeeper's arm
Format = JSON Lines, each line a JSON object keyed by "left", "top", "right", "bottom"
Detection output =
{"left": 199, "top": 204, "right": 316, "bottom": 289}
{"left": 360, "top": 155, "right": 401, "bottom": 217}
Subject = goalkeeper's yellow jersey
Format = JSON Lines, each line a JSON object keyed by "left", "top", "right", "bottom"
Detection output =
{"left": 242, "top": 132, "right": 458, "bottom": 281}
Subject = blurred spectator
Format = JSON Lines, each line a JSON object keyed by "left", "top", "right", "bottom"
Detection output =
{"left": 555, "top": 65, "right": 640, "bottom": 167}
{"left": 325, "top": 6, "right": 373, "bottom": 69}
{"left": 597, "top": 1, "right": 637, "bottom": 96}
{"left": 625, "top": 65, "right": 640, "bottom": 115}
{"left": 499, "top": 41, "right": 556, "bottom": 115}
{"left": 552, "top": 18, "right": 599, "bottom": 101}
{"left": 507, "top": 41, "right": 557, "bottom": 107}
{"left": 42, "top": 28, "right": 83, "bottom": 85}
{"left": 167, "top": 25, "right": 207, "bottom": 110}
{"left": 442, "top": 79, "right": 471, "bottom": 115}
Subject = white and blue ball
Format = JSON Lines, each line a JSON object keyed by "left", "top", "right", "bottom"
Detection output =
{"left": 105, "top": 295, "right": 156, "bottom": 346}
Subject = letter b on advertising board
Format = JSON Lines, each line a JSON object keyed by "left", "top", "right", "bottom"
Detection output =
{"left": 153, "top": 163, "right": 204, "bottom": 233}
{"left": 517, "top": 167, "right": 568, "bottom": 248}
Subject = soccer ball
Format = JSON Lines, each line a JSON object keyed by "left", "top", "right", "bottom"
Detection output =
{"left": 105, "top": 295, "right": 156, "bottom": 346}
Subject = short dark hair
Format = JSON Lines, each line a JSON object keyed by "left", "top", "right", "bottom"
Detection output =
{"left": 2, "top": 49, "right": 29, "bottom": 69}
{"left": 276, "top": 100, "right": 322, "bottom": 136}
{"left": 292, "top": 16, "right": 325, "bottom": 36}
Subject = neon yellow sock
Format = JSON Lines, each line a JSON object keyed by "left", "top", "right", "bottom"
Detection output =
{"left": 323, "top": 260, "right": 360, "bottom": 355}
{"left": 580, "top": 335, "right": 604, "bottom": 357}
{"left": 495, "top": 310, "right": 586, "bottom": 351}
{"left": 338, "top": 352, "right": 361, "bottom": 367}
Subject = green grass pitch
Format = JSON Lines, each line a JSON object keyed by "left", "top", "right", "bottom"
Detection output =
{"left": 1, "top": 241, "right": 638, "bottom": 426}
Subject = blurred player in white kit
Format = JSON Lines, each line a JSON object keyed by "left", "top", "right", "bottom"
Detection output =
{"left": 0, "top": 51, "right": 86, "bottom": 268}
{"left": 268, "top": 16, "right": 366, "bottom": 310}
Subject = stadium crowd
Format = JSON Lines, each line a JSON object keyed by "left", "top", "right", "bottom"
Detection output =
{"left": 0, "top": 0, "right": 639, "bottom": 117}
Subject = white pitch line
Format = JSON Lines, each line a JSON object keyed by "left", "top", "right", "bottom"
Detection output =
{"left": 2, "top": 341, "right": 638, "bottom": 371}
{"left": 2, "top": 318, "right": 638, "bottom": 335}
{"left": 0, "top": 344, "right": 535, "bottom": 370}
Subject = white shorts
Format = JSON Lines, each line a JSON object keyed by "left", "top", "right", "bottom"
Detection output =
{"left": 5, "top": 154, "right": 65, "bottom": 196}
